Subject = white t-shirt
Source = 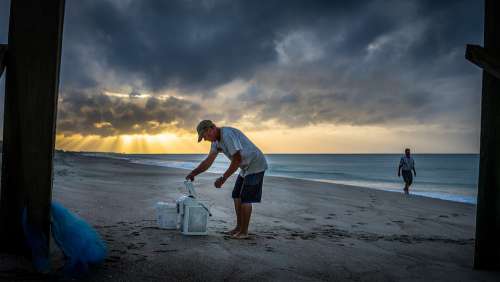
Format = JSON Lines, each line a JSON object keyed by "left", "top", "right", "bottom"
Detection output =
{"left": 210, "top": 127, "right": 268, "bottom": 176}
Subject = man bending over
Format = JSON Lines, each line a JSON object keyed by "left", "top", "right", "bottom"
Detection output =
{"left": 186, "top": 120, "right": 268, "bottom": 239}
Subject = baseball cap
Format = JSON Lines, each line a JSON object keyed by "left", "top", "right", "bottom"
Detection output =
{"left": 196, "top": 120, "right": 215, "bottom": 142}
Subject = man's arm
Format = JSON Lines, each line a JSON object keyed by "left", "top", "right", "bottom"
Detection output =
{"left": 186, "top": 152, "right": 218, "bottom": 180}
{"left": 215, "top": 151, "right": 242, "bottom": 188}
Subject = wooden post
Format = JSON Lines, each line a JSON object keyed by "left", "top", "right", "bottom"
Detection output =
{"left": 0, "top": 0, "right": 65, "bottom": 257}
{"left": 472, "top": 0, "right": 500, "bottom": 270}
{"left": 466, "top": 45, "right": 500, "bottom": 80}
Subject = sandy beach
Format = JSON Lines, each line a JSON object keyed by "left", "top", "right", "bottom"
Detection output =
{"left": 0, "top": 152, "right": 499, "bottom": 281}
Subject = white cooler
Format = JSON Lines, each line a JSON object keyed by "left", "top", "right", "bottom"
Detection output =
{"left": 155, "top": 202, "right": 177, "bottom": 229}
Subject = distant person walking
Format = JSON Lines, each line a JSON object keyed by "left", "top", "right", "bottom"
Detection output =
{"left": 186, "top": 120, "right": 268, "bottom": 239}
{"left": 398, "top": 148, "right": 416, "bottom": 195}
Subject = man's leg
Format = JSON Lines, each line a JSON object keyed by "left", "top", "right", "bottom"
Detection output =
{"left": 229, "top": 198, "right": 242, "bottom": 234}
{"left": 238, "top": 203, "right": 252, "bottom": 237}
{"left": 229, "top": 175, "right": 244, "bottom": 234}
{"left": 232, "top": 171, "right": 263, "bottom": 238}
{"left": 403, "top": 171, "right": 410, "bottom": 194}
{"left": 406, "top": 173, "right": 413, "bottom": 195}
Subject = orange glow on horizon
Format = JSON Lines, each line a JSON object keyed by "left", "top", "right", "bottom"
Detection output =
{"left": 55, "top": 133, "right": 212, "bottom": 154}
{"left": 55, "top": 123, "right": 476, "bottom": 154}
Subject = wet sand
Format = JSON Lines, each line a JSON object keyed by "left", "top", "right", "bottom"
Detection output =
{"left": 0, "top": 152, "right": 499, "bottom": 281}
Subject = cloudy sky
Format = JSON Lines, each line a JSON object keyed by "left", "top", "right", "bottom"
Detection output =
{"left": 0, "top": 0, "right": 484, "bottom": 153}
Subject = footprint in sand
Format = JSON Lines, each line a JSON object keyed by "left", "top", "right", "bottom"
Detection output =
{"left": 265, "top": 247, "right": 274, "bottom": 252}
{"left": 141, "top": 227, "right": 160, "bottom": 231}
{"left": 392, "top": 220, "right": 404, "bottom": 224}
{"left": 110, "top": 249, "right": 126, "bottom": 254}
{"left": 153, "top": 249, "right": 178, "bottom": 253}
{"left": 105, "top": 255, "right": 121, "bottom": 262}
{"left": 324, "top": 216, "right": 333, "bottom": 219}
{"left": 300, "top": 234, "right": 316, "bottom": 240}
{"left": 439, "top": 215, "right": 449, "bottom": 218}
{"left": 344, "top": 210, "right": 354, "bottom": 216}
{"left": 303, "top": 217, "right": 316, "bottom": 221}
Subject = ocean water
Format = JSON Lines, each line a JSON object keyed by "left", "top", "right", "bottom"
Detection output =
{"left": 81, "top": 153, "right": 479, "bottom": 204}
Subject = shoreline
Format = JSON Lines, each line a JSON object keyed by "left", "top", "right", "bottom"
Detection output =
{"left": 75, "top": 152, "right": 477, "bottom": 206}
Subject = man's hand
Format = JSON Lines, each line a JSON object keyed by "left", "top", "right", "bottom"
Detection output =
{"left": 186, "top": 172, "right": 195, "bottom": 181}
{"left": 214, "top": 177, "right": 225, "bottom": 188}
{"left": 397, "top": 172, "right": 401, "bottom": 177}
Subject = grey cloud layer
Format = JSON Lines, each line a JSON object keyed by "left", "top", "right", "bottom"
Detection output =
{"left": 62, "top": 0, "right": 461, "bottom": 90}
{"left": 0, "top": 0, "right": 483, "bottom": 144}
{"left": 57, "top": 90, "right": 202, "bottom": 136}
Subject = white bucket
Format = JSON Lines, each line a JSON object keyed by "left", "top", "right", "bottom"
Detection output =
{"left": 176, "top": 196, "right": 210, "bottom": 235}
{"left": 156, "top": 202, "right": 177, "bottom": 229}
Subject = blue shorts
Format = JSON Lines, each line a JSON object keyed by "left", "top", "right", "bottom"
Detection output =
{"left": 232, "top": 171, "right": 265, "bottom": 204}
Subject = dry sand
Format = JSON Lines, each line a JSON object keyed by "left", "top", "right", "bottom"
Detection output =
{"left": 1, "top": 152, "right": 499, "bottom": 281}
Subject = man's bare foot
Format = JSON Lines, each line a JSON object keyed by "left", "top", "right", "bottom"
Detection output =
{"left": 231, "top": 232, "right": 250, "bottom": 239}
{"left": 224, "top": 228, "right": 240, "bottom": 235}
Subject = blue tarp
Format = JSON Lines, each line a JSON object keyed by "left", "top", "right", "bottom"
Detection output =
{"left": 22, "top": 202, "right": 107, "bottom": 276}
{"left": 51, "top": 201, "right": 107, "bottom": 274}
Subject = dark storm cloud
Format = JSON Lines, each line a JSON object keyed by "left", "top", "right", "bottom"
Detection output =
{"left": 227, "top": 66, "right": 439, "bottom": 128}
{"left": 59, "top": 0, "right": 390, "bottom": 92}
{"left": 58, "top": 0, "right": 482, "bottom": 88}
{"left": 57, "top": 90, "right": 202, "bottom": 136}
{"left": 0, "top": 0, "right": 484, "bottom": 145}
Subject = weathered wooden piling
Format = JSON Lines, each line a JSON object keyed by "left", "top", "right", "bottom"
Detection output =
{"left": 466, "top": 0, "right": 500, "bottom": 270}
{"left": 0, "top": 0, "right": 65, "bottom": 258}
